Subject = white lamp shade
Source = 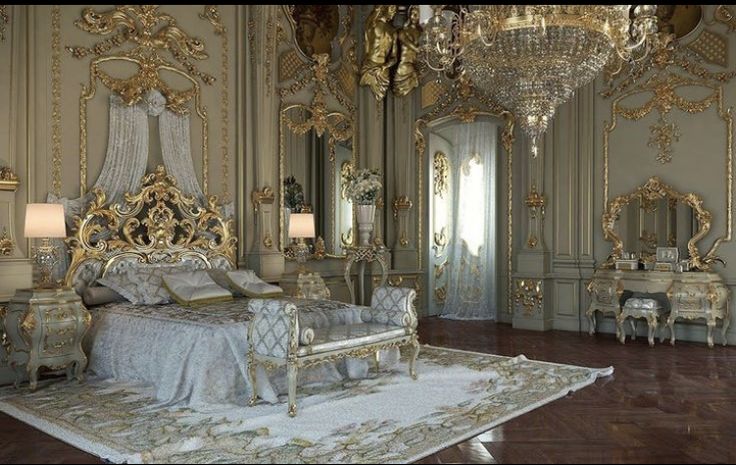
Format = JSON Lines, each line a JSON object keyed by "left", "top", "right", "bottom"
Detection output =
{"left": 288, "top": 213, "right": 315, "bottom": 239}
{"left": 24, "top": 203, "right": 66, "bottom": 238}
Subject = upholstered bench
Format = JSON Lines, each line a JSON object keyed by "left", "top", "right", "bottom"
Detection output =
{"left": 246, "top": 286, "right": 420, "bottom": 416}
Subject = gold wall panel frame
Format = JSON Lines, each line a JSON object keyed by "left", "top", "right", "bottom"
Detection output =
{"left": 603, "top": 74, "right": 733, "bottom": 268}
{"left": 415, "top": 77, "right": 515, "bottom": 313}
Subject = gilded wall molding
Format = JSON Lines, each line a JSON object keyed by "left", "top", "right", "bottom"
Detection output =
{"left": 51, "top": 5, "right": 62, "bottom": 197}
{"left": 392, "top": 195, "right": 413, "bottom": 248}
{"left": 251, "top": 187, "right": 275, "bottom": 250}
{"left": 200, "top": 5, "right": 231, "bottom": 203}
{"left": 524, "top": 185, "right": 545, "bottom": 249}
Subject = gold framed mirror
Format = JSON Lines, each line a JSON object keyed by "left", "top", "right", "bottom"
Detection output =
{"left": 602, "top": 176, "right": 723, "bottom": 271}
{"left": 279, "top": 103, "right": 355, "bottom": 259}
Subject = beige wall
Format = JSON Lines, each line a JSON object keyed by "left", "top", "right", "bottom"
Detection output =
{"left": 534, "top": 5, "right": 736, "bottom": 344}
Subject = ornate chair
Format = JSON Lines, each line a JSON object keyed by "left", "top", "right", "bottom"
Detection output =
{"left": 247, "top": 286, "right": 420, "bottom": 416}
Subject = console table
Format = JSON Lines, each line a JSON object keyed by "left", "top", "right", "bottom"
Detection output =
{"left": 586, "top": 269, "right": 730, "bottom": 347}
{"left": 343, "top": 245, "right": 388, "bottom": 305}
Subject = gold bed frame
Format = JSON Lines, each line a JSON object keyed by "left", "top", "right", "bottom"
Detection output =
{"left": 64, "top": 166, "right": 237, "bottom": 288}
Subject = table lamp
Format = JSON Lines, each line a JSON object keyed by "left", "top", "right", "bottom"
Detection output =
{"left": 24, "top": 203, "right": 66, "bottom": 289}
{"left": 288, "top": 213, "right": 315, "bottom": 273}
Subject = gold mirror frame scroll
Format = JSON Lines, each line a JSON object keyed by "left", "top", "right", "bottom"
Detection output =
{"left": 278, "top": 103, "right": 355, "bottom": 258}
{"left": 602, "top": 176, "right": 720, "bottom": 271}
{"left": 415, "top": 99, "right": 516, "bottom": 314}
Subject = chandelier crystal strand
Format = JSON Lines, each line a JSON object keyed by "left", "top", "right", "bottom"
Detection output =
{"left": 419, "top": 5, "right": 661, "bottom": 158}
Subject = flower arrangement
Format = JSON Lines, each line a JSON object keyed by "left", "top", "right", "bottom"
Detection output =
{"left": 344, "top": 168, "right": 382, "bottom": 205}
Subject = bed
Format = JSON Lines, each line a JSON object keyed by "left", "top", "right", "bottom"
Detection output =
{"left": 66, "top": 167, "right": 386, "bottom": 408}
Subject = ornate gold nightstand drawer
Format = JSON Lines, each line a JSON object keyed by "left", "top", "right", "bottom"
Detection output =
{"left": 40, "top": 304, "right": 78, "bottom": 324}
{"left": 40, "top": 321, "right": 78, "bottom": 358}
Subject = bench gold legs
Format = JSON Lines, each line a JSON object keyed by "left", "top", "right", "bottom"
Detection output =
{"left": 287, "top": 360, "right": 298, "bottom": 417}
{"left": 409, "top": 337, "right": 420, "bottom": 380}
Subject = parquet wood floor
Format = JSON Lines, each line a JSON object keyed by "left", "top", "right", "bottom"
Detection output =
{"left": 1, "top": 318, "right": 735, "bottom": 464}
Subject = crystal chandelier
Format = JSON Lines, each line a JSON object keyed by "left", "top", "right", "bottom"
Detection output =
{"left": 419, "top": 5, "right": 661, "bottom": 156}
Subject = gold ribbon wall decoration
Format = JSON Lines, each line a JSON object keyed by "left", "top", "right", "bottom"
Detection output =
{"left": 66, "top": 5, "right": 216, "bottom": 196}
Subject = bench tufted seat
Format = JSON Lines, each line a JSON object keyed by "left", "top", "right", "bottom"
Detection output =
{"left": 247, "top": 286, "right": 420, "bottom": 416}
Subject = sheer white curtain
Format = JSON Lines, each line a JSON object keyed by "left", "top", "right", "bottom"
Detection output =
{"left": 441, "top": 121, "right": 498, "bottom": 320}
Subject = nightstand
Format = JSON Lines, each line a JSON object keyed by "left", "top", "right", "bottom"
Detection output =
{"left": 2, "top": 288, "right": 91, "bottom": 390}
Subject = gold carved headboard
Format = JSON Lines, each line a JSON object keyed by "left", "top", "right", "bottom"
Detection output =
{"left": 64, "top": 166, "right": 236, "bottom": 289}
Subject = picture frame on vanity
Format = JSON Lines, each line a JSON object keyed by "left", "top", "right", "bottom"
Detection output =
{"left": 656, "top": 246, "right": 679, "bottom": 263}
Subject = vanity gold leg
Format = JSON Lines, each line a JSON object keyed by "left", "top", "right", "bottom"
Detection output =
{"left": 722, "top": 317, "right": 730, "bottom": 347}
{"left": 374, "top": 351, "right": 380, "bottom": 373}
{"left": 668, "top": 316, "right": 676, "bottom": 346}
{"left": 587, "top": 309, "right": 596, "bottom": 336}
{"left": 616, "top": 315, "right": 626, "bottom": 344}
{"left": 647, "top": 317, "right": 656, "bottom": 347}
{"left": 707, "top": 319, "right": 716, "bottom": 348}
{"left": 629, "top": 320, "right": 637, "bottom": 341}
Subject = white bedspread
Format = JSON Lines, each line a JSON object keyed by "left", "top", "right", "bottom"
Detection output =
{"left": 85, "top": 298, "right": 396, "bottom": 408}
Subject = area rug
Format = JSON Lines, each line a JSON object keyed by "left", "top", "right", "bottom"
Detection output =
{"left": 0, "top": 345, "right": 612, "bottom": 464}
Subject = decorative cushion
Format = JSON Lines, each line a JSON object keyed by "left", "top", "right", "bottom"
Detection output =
{"left": 98, "top": 269, "right": 173, "bottom": 305}
{"left": 163, "top": 271, "right": 233, "bottom": 306}
{"left": 81, "top": 286, "right": 125, "bottom": 307}
{"left": 224, "top": 270, "right": 284, "bottom": 298}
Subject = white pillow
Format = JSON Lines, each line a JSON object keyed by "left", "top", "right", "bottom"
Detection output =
{"left": 98, "top": 268, "right": 172, "bottom": 305}
{"left": 225, "top": 270, "right": 284, "bottom": 298}
{"left": 163, "top": 270, "right": 233, "bottom": 306}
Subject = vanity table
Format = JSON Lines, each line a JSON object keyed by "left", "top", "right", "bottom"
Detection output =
{"left": 587, "top": 269, "right": 729, "bottom": 347}
{"left": 590, "top": 177, "right": 731, "bottom": 348}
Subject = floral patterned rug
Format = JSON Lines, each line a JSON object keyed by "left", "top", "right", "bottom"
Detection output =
{"left": 0, "top": 346, "right": 612, "bottom": 464}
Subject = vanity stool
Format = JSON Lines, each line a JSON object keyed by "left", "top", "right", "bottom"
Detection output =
{"left": 617, "top": 297, "right": 669, "bottom": 347}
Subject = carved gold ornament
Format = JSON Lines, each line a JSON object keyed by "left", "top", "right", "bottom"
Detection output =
{"left": 392, "top": 196, "right": 413, "bottom": 220}
{"left": 514, "top": 279, "right": 543, "bottom": 316}
{"left": 0, "top": 5, "right": 7, "bottom": 42}
{"left": 647, "top": 115, "right": 682, "bottom": 164}
{"left": 65, "top": 166, "right": 236, "bottom": 287}
{"left": 433, "top": 151, "right": 449, "bottom": 198}
{"left": 713, "top": 5, "right": 736, "bottom": 32}
{"left": 0, "top": 166, "right": 19, "bottom": 192}
{"left": 602, "top": 177, "right": 721, "bottom": 271}
{"left": 0, "top": 227, "right": 14, "bottom": 256}
{"left": 360, "top": 5, "right": 398, "bottom": 101}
